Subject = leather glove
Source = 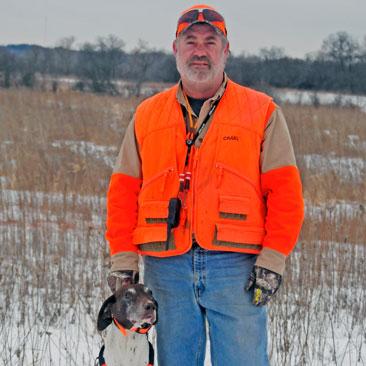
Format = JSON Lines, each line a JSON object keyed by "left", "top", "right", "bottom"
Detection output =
{"left": 107, "top": 270, "right": 139, "bottom": 293}
{"left": 245, "top": 265, "right": 282, "bottom": 306}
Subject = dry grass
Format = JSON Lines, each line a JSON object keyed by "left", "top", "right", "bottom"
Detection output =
{"left": 0, "top": 88, "right": 365, "bottom": 365}
{"left": 286, "top": 103, "right": 366, "bottom": 202}
{"left": 0, "top": 88, "right": 140, "bottom": 194}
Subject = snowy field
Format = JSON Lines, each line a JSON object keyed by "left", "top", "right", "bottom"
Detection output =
{"left": 1, "top": 186, "right": 365, "bottom": 365}
{"left": 0, "top": 88, "right": 365, "bottom": 365}
{"left": 275, "top": 89, "right": 366, "bottom": 113}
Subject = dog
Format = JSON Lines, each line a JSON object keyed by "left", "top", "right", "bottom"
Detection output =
{"left": 96, "top": 284, "right": 157, "bottom": 366}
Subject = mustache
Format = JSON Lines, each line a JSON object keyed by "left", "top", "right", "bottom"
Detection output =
{"left": 188, "top": 56, "right": 211, "bottom": 66}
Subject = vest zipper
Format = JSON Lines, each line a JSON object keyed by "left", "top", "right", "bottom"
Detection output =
{"left": 191, "top": 149, "right": 200, "bottom": 241}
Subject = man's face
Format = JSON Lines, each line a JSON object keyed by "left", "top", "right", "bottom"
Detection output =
{"left": 173, "top": 24, "right": 229, "bottom": 85}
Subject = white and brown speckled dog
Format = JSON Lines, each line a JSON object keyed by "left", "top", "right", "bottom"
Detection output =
{"left": 97, "top": 284, "right": 157, "bottom": 366}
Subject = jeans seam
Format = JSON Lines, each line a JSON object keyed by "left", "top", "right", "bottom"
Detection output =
{"left": 207, "top": 318, "right": 216, "bottom": 366}
{"left": 193, "top": 248, "right": 205, "bottom": 366}
{"left": 195, "top": 319, "right": 204, "bottom": 366}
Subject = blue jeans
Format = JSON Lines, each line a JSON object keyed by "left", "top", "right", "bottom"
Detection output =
{"left": 143, "top": 244, "right": 269, "bottom": 366}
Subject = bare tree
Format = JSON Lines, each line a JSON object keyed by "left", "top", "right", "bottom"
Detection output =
{"left": 360, "top": 35, "right": 366, "bottom": 62}
{"left": 0, "top": 48, "right": 16, "bottom": 87}
{"left": 96, "top": 34, "right": 125, "bottom": 81}
{"left": 19, "top": 47, "right": 45, "bottom": 88}
{"left": 53, "top": 36, "right": 77, "bottom": 76}
{"left": 77, "top": 35, "right": 125, "bottom": 94}
{"left": 56, "top": 36, "right": 76, "bottom": 50}
{"left": 129, "top": 39, "right": 152, "bottom": 96}
{"left": 320, "top": 31, "right": 360, "bottom": 71}
{"left": 259, "top": 46, "right": 286, "bottom": 61}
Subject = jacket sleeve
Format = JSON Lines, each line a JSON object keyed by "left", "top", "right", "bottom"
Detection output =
{"left": 105, "top": 116, "right": 141, "bottom": 272}
{"left": 255, "top": 104, "right": 304, "bottom": 275}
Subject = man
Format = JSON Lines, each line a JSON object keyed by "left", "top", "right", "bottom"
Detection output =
{"left": 106, "top": 4, "right": 304, "bottom": 365}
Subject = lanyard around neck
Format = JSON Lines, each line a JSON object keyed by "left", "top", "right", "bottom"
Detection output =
{"left": 183, "top": 98, "right": 220, "bottom": 167}
{"left": 176, "top": 97, "right": 220, "bottom": 196}
{"left": 179, "top": 82, "right": 227, "bottom": 194}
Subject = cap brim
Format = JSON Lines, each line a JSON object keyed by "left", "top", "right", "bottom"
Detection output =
{"left": 177, "top": 20, "right": 225, "bottom": 37}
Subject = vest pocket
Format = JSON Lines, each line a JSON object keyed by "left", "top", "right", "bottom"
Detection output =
{"left": 139, "top": 200, "right": 168, "bottom": 224}
{"left": 133, "top": 201, "right": 169, "bottom": 247}
{"left": 141, "top": 167, "right": 175, "bottom": 193}
{"left": 133, "top": 226, "right": 168, "bottom": 245}
{"left": 219, "top": 195, "right": 250, "bottom": 220}
{"left": 215, "top": 163, "right": 262, "bottom": 200}
{"left": 214, "top": 223, "right": 265, "bottom": 248}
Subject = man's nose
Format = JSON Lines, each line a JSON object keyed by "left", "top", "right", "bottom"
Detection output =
{"left": 192, "top": 44, "right": 207, "bottom": 57}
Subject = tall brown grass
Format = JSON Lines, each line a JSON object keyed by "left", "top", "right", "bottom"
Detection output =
{"left": 0, "top": 88, "right": 365, "bottom": 365}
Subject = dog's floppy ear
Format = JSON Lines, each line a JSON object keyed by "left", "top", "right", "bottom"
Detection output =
{"left": 97, "top": 294, "right": 116, "bottom": 331}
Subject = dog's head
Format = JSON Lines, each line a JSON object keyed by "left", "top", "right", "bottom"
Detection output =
{"left": 97, "top": 284, "right": 157, "bottom": 332}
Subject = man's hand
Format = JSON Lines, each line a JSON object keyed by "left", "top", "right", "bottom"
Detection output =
{"left": 245, "top": 265, "right": 282, "bottom": 306}
{"left": 107, "top": 270, "right": 139, "bottom": 293}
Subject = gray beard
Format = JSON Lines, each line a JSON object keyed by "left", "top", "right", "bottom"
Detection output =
{"left": 176, "top": 57, "right": 226, "bottom": 85}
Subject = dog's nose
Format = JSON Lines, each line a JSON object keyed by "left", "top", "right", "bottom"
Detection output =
{"left": 144, "top": 301, "right": 156, "bottom": 311}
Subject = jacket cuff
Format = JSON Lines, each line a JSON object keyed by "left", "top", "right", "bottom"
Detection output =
{"left": 111, "top": 251, "right": 139, "bottom": 272}
{"left": 255, "top": 247, "right": 287, "bottom": 275}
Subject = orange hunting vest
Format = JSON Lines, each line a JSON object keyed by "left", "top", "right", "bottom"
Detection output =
{"left": 132, "top": 79, "right": 273, "bottom": 257}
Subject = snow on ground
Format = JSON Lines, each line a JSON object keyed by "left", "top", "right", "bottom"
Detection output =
{"left": 1, "top": 300, "right": 101, "bottom": 366}
{"left": 2, "top": 189, "right": 363, "bottom": 243}
{"left": 301, "top": 153, "right": 365, "bottom": 184}
{"left": 305, "top": 200, "right": 365, "bottom": 221}
{"left": 1, "top": 187, "right": 365, "bottom": 365}
{"left": 346, "top": 134, "right": 366, "bottom": 152}
{"left": 1, "top": 93, "right": 365, "bottom": 364}
{"left": 276, "top": 89, "right": 366, "bottom": 112}
{"left": 51, "top": 140, "right": 118, "bottom": 168}
{"left": 0, "top": 188, "right": 104, "bottom": 229}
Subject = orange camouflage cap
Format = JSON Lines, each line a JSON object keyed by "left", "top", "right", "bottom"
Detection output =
{"left": 176, "top": 4, "right": 227, "bottom": 38}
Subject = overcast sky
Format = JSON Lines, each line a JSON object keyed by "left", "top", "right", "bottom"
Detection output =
{"left": 1, "top": 0, "right": 365, "bottom": 57}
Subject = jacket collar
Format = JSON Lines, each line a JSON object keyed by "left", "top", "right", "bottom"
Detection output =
{"left": 176, "top": 73, "right": 228, "bottom": 117}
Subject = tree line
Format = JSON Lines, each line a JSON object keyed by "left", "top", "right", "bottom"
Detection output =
{"left": 0, "top": 31, "right": 365, "bottom": 96}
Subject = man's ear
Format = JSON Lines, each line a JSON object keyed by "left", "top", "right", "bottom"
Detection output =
{"left": 172, "top": 40, "right": 178, "bottom": 55}
{"left": 224, "top": 41, "right": 230, "bottom": 56}
{"left": 97, "top": 294, "right": 116, "bottom": 331}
